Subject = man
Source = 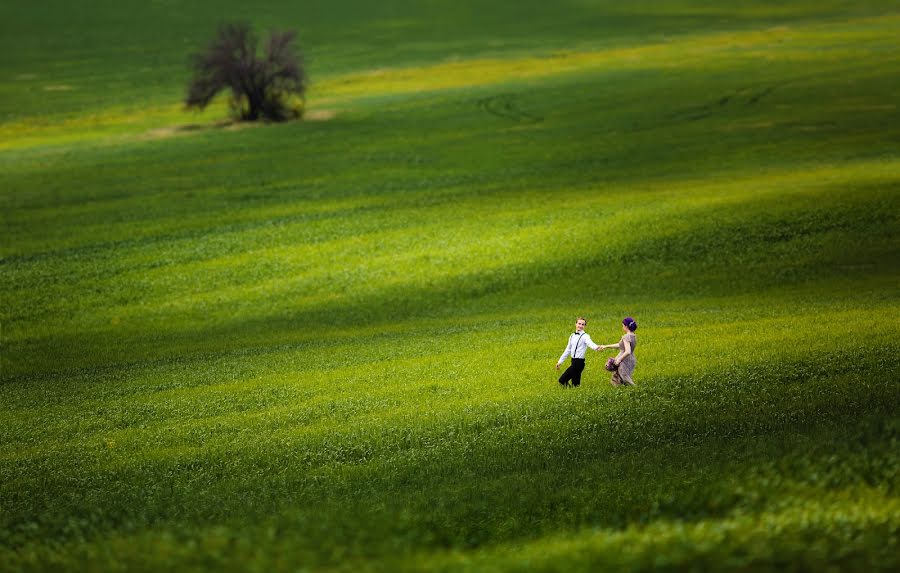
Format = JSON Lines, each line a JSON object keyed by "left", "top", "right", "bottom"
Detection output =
{"left": 555, "top": 316, "right": 600, "bottom": 388}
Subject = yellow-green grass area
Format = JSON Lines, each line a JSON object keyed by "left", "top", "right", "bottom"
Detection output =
{"left": 3, "top": 11, "right": 900, "bottom": 151}
{"left": 4, "top": 0, "right": 898, "bottom": 122}
{"left": 2, "top": 1, "right": 900, "bottom": 571}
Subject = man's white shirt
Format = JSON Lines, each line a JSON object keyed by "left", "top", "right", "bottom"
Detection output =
{"left": 558, "top": 331, "right": 599, "bottom": 364}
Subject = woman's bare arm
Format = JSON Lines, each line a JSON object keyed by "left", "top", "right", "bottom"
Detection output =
{"left": 615, "top": 339, "right": 632, "bottom": 365}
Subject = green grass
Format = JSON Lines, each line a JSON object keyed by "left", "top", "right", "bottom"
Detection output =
{"left": 2, "top": 1, "right": 899, "bottom": 571}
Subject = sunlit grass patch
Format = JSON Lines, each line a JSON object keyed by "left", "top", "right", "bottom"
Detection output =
{"left": 315, "top": 14, "right": 900, "bottom": 100}
{"left": 412, "top": 494, "right": 900, "bottom": 572}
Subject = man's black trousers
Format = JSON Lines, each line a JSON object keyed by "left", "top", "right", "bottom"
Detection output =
{"left": 559, "top": 358, "right": 586, "bottom": 387}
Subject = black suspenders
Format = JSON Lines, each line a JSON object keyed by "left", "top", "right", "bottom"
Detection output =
{"left": 572, "top": 333, "right": 585, "bottom": 358}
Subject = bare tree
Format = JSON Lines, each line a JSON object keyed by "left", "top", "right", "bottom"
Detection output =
{"left": 186, "top": 22, "right": 307, "bottom": 122}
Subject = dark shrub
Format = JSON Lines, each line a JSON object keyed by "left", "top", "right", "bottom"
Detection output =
{"left": 186, "top": 22, "right": 306, "bottom": 122}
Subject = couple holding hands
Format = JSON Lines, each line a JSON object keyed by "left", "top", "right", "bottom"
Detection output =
{"left": 555, "top": 316, "right": 638, "bottom": 388}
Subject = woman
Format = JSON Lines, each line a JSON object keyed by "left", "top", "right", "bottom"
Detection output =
{"left": 599, "top": 317, "right": 638, "bottom": 386}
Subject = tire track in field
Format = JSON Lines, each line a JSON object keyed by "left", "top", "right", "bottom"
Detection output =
{"left": 476, "top": 93, "right": 543, "bottom": 124}
{"left": 670, "top": 84, "right": 784, "bottom": 121}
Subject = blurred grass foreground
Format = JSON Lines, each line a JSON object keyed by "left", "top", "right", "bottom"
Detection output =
{"left": 1, "top": 1, "right": 899, "bottom": 571}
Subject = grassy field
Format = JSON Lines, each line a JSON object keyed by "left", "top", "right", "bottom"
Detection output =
{"left": 2, "top": 1, "right": 899, "bottom": 571}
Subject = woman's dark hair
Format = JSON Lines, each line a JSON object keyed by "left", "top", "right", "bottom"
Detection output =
{"left": 623, "top": 317, "right": 638, "bottom": 332}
